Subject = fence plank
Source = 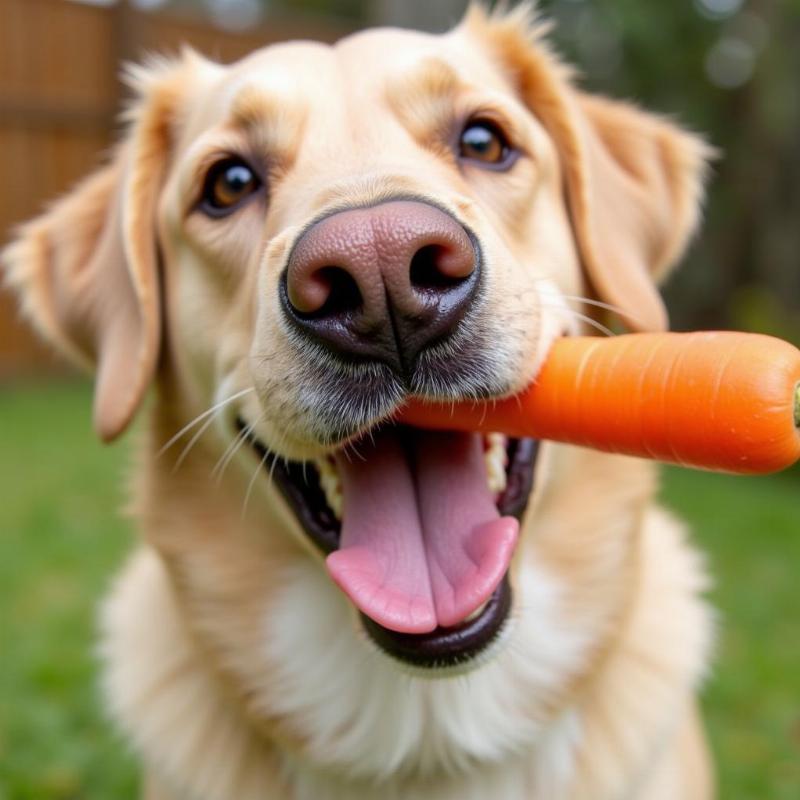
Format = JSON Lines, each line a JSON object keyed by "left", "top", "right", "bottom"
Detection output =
{"left": 0, "top": 0, "right": 349, "bottom": 377}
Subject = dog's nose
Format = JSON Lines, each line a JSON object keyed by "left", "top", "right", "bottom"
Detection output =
{"left": 282, "top": 200, "right": 480, "bottom": 374}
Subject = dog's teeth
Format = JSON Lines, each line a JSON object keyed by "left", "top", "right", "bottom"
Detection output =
{"left": 465, "top": 599, "right": 490, "bottom": 622}
{"left": 484, "top": 432, "right": 508, "bottom": 495}
{"left": 317, "top": 433, "right": 507, "bottom": 521}
{"left": 328, "top": 492, "right": 343, "bottom": 518}
{"left": 316, "top": 457, "right": 343, "bottom": 520}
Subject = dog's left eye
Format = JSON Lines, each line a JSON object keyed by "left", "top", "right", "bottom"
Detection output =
{"left": 458, "top": 120, "right": 515, "bottom": 168}
{"left": 200, "top": 158, "right": 261, "bottom": 215}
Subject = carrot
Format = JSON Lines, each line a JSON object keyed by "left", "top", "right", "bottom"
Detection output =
{"left": 400, "top": 332, "right": 800, "bottom": 474}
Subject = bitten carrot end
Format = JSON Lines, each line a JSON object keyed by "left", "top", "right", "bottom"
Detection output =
{"left": 794, "top": 383, "right": 800, "bottom": 429}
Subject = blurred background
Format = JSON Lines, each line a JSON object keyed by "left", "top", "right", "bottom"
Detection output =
{"left": 1, "top": 0, "right": 798, "bottom": 797}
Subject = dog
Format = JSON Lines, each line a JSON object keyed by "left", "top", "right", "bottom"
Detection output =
{"left": 3, "top": 4, "right": 715, "bottom": 798}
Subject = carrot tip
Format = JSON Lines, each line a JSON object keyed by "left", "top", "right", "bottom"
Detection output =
{"left": 795, "top": 383, "right": 800, "bottom": 429}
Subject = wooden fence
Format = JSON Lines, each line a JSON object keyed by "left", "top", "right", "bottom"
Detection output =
{"left": 0, "top": 0, "right": 349, "bottom": 377}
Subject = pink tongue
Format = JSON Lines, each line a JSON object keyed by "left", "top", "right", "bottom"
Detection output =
{"left": 326, "top": 429, "right": 518, "bottom": 633}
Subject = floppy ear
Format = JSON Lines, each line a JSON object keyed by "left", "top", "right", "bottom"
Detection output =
{"left": 464, "top": 4, "right": 712, "bottom": 331}
{"left": 556, "top": 92, "right": 711, "bottom": 331}
{"left": 2, "top": 52, "right": 208, "bottom": 441}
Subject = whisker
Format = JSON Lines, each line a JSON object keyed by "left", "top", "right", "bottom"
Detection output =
{"left": 212, "top": 428, "right": 248, "bottom": 482}
{"left": 558, "top": 294, "right": 645, "bottom": 327}
{"left": 266, "top": 422, "right": 293, "bottom": 491}
{"left": 157, "top": 387, "right": 254, "bottom": 457}
{"left": 529, "top": 275, "right": 646, "bottom": 327}
{"left": 558, "top": 295, "right": 625, "bottom": 315}
{"left": 172, "top": 413, "right": 217, "bottom": 473}
{"left": 560, "top": 309, "right": 616, "bottom": 338}
{"left": 478, "top": 398, "right": 490, "bottom": 428}
{"left": 242, "top": 448, "right": 270, "bottom": 519}
{"left": 539, "top": 303, "right": 617, "bottom": 338}
{"left": 343, "top": 438, "right": 368, "bottom": 463}
{"left": 213, "top": 413, "right": 264, "bottom": 484}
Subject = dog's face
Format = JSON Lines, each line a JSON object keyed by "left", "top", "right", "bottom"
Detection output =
{"left": 161, "top": 26, "right": 583, "bottom": 461}
{"left": 4, "top": 4, "right": 709, "bottom": 783}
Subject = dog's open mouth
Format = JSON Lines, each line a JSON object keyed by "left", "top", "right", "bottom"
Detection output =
{"left": 236, "top": 418, "right": 538, "bottom": 668}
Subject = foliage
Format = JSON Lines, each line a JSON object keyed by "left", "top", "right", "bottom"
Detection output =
{"left": 537, "top": 0, "right": 800, "bottom": 334}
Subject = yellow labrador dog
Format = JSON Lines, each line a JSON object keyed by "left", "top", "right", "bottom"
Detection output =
{"left": 4, "top": 4, "right": 714, "bottom": 798}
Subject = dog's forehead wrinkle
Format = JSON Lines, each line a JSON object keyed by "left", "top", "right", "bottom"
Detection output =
{"left": 383, "top": 55, "right": 461, "bottom": 105}
{"left": 335, "top": 28, "right": 471, "bottom": 108}
{"left": 200, "top": 42, "right": 344, "bottom": 137}
{"left": 228, "top": 82, "right": 308, "bottom": 132}
{"left": 334, "top": 29, "right": 513, "bottom": 116}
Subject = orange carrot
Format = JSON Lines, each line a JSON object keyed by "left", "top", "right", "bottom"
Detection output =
{"left": 400, "top": 332, "right": 800, "bottom": 474}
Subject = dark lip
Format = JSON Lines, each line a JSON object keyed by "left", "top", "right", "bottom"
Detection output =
{"left": 235, "top": 418, "right": 539, "bottom": 668}
{"left": 361, "top": 574, "right": 513, "bottom": 669}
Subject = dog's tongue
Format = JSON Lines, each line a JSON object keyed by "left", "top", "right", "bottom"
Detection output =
{"left": 326, "top": 428, "right": 518, "bottom": 633}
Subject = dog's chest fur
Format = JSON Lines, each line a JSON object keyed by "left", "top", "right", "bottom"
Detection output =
{"left": 100, "top": 443, "right": 712, "bottom": 800}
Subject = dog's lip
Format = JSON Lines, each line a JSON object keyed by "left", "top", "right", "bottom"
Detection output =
{"left": 361, "top": 574, "right": 513, "bottom": 669}
{"left": 234, "top": 417, "right": 539, "bottom": 667}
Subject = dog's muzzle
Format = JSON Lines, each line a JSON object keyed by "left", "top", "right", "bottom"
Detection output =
{"left": 280, "top": 199, "right": 481, "bottom": 379}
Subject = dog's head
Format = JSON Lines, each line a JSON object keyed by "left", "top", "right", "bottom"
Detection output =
{"left": 3, "top": 2, "right": 710, "bottom": 780}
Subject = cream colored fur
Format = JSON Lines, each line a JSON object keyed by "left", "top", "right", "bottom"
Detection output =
{"left": 105, "top": 453, "right": 712, "bottom": 800}
{"left": 4, "top": 4, "right": 715, "bottom": 798}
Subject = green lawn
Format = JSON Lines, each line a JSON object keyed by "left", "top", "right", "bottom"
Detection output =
{"left": 1, "top": 381, "right": 798, "bottom": 798}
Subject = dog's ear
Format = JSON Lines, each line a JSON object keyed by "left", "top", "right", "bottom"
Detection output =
{"left": 463, "top": 4, "right": 712, "bottom": 331}
{"left": 2, "top": 51, "right": 215, "bottom": 441}
{"left": 3, "top": 146, "right": 160, "bottom": 443}
{"left": 555, "top": 93, "right": 711, "bottom": 331}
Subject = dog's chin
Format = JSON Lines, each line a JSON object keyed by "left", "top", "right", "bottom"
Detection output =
{"left": 236, "top": 414, "right": 539, "bottom": 672}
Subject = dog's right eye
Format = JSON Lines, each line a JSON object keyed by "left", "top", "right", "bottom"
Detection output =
{"left": 200, "top": 158, "right": 261, "bottom": 216}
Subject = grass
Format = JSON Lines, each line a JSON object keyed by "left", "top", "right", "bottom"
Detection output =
{"left": 0, "top": 382, "right": 138, "bottom": 799}
{"left": 663, "top": 467, "right": 800, "bottom": 797}
{"left": 1, "top": 381, "right": 799, "bottom": 797}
